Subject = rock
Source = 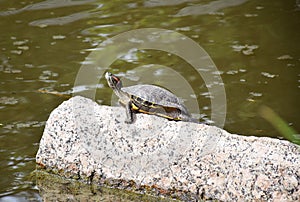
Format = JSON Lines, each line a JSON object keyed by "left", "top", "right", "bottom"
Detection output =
{"left": 36, "top": 96, "right": 300, "bottom": 201}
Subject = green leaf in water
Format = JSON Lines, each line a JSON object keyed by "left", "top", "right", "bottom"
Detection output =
{"left": 259, "top": 105, "right": 300, "bottom": 145}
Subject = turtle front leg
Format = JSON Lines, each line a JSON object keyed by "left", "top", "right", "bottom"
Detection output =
{"left": 125, "top": 101, "right": 134, "bottom": 124}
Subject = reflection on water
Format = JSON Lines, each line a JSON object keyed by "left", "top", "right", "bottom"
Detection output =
{"left": 0, "top": 0, "right": 299, "bottom": 200}
{"left": 175, "top": 0, "right": 249, "bottom": 16}
{"left": 29, "top": 10, "right": 102, "bottom": 27}
{"left": 0, "top": 0, "right": 96, "bottom": 16}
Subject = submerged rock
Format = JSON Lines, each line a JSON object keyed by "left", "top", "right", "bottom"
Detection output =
{"left": 36, "top": 96, "right": 300, "bottom": 201}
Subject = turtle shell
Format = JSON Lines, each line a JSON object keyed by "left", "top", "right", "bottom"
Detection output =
{"left": 121, "top": 84, "right": 190, "bottom": 119}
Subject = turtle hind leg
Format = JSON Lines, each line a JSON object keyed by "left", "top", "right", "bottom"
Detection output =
{"left": 125, "top": 101, "right": 134, "bottom": 124}
{"left": 180, "top": 114, "right": 200, "bottom": 123}
{"left": 188, "top": 117, "right": 200, "bottom": 123}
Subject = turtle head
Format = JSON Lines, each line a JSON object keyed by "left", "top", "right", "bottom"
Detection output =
{"left": 105, "top": 72, "right": 123, "bottom": 90}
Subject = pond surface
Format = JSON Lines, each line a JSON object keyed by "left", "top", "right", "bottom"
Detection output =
{"left": 0, "top": 0, "right": 299, "bottom": 201}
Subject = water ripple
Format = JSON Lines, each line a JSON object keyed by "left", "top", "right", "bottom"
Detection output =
{"left": 29, "top": 10, "right": 102, "bottom": 27}
{"left": 0, "top": 0, "right": 96, "bottom": 16}
{"left": 175, "top": 0, "right": 249, "bottom": 16}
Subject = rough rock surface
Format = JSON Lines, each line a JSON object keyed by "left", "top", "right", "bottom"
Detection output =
{"left": 36, "top": 96, "right": 300, "bottom": 201}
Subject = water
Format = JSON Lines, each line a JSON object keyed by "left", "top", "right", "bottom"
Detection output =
{"left": 0, "top": 0, "right": 299, "bottom": 200}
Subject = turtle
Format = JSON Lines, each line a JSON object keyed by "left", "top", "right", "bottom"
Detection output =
{"left": 105, "top": 72, "right": 198, "bottom": 124}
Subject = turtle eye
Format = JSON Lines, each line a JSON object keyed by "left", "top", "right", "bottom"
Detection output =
{"left": 112, "top": 75, "right": 120, "bottom": 84}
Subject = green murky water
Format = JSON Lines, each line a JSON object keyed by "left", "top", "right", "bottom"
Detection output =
{"left": 0, "top": 0, "right": 299, "bottom": 200}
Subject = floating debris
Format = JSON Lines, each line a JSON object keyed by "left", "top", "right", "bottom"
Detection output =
{"left": 277, "top": 55, "right": 293, "bottom": 60}
{"left": 24, "top": 63, "right": 34, "bottom": 68}
{"left": 17, "top": 46, "right": 29, "bottom": 50}
{"left": 244, "top": 13, "right": 258, "bottom": 17}
{"left": 261, "top": 72, "right": 277, "bottom": 78}
{"left": 287, "top": 63, "right": 295, "bottom": 67}
{"left": 231, "top": 44, "right": 259, "bottom": 55}
{"left": 0, "top": 97, "right": 19, "bottom": 105}
{"left": 175, "top": 27, "right": 191, "bottom": 31}
{"left": 10, "top": 50, "right": 22, "bottom": 55}
{"left": 38, "top": 24, "right": 48, "bottom": 28}
{"left": 2, "top": 121, "right": 46, "bottom": 129}
{"left": 226, "top": 70, "right": 239, "bottom": 75}
{"left": 256, "top": 6, "right": 264, "bottom": 10}
{"left": 38, "top": 89, "right": 71, "bottom": 98}
{"left": 249, "top": 92, "right": 263, "bottom": 97}
{"left": 13, "top": 40, "right": 28, "bottom": 46}
{"left": 52, "top": 35, "right": 66, "bottom": 40}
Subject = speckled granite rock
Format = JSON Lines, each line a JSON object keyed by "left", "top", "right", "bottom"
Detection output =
{"left": 36, "top": 96, "right": 300, "bottom": 201}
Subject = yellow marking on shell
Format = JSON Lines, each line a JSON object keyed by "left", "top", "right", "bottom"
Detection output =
{"left": 131, "top": 103, "right": 181, "bottom": 120}
{"left": 131, "top": 103, "right": 139, "bottom": 110}
{"left": 117, "top": 92, "right": 183, "bottom": 121}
